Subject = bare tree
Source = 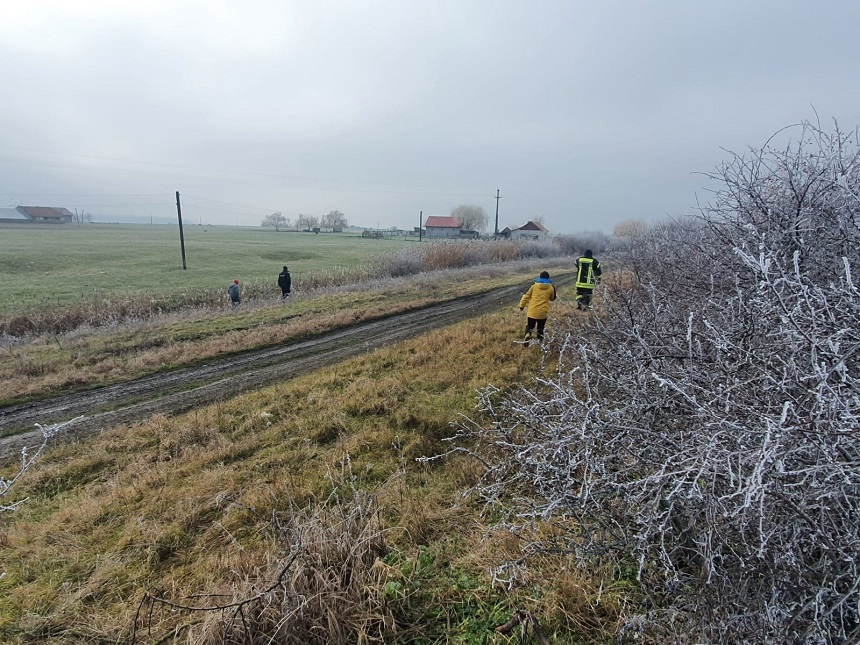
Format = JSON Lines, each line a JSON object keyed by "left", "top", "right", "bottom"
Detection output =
{"left": 72, "top": 208, "right": 86, "bottom": 227}
{"left": 261, "top": 212, "right": 288, "bottom": 231}
{"left": 451, "top": 204, "right": 488, "bottom": 232}
{"left": 320, "top": 210, "right": 346, "bottom": 231}
{"left": 437, "top": 121, "right": 860, "bottom": 643}
{"left": 329, "top": 210, "right": 347, "bottom": 231}
{"left": 612, "top": 218, "right": 648, "bottom": 239}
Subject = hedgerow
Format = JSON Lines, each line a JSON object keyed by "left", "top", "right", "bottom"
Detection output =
{"left": 447, "top": 121, "right": 860, "bottom": 643}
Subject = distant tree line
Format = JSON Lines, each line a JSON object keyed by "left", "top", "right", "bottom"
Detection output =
{"left": 261, "top": 210, "right": 347, "bottom": 232}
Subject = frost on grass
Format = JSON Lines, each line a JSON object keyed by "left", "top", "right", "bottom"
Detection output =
{"left": 1, "top": 417, "right": 79, "bottom": 578}
{"left": 444, "top": 121, "right": 860, "bottom": 643}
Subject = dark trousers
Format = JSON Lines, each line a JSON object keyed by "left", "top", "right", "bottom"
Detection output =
{"left": 576, "top": 287, "right": 594, "bottom": 309}
{"left": 525, "top": 317, "right": 547, "bottom": 340}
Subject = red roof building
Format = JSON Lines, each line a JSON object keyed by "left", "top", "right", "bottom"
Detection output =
{"left": 423, "top": 215, "right": 465, "bottom": 239}
{"left": 510, "top": 220, "right": 549, "bottom": 240}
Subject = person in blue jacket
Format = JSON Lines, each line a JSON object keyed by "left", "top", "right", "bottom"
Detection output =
{"left": 278, "top": 266, "right": 292, "bottom": 299}
{"left": 228, "top": 279, "right": 241, "bottom": 308}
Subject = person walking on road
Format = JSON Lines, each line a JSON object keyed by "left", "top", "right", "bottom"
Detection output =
{"left": 519, "top": 271, "right": 557, "bottom": 346}
{"left": 228, "top": 279, "right": 241, "bottom": 308}
{"left": 575, "top": 249, "right": 601, "bottom": 310}
{"left": 278, "top": 266, "right": 292, "bottom": 300}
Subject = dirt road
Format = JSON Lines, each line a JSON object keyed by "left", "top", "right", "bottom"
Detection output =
{"left": 0, "top": 280, "right": 569, "bottom": 460}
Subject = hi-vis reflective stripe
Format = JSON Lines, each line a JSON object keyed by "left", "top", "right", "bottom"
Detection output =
{"left": 576, "top": 258, "right": 595, "bottom": 289}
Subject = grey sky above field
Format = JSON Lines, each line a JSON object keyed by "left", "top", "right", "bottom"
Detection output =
{"left": 1, "top": 1, "right": 859, "bottom": 234}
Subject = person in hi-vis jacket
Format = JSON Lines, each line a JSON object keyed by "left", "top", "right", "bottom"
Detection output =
{"left": 575, "top": 250, "right": 601, "bottom": 310}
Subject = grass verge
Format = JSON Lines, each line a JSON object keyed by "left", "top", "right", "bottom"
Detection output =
{"left": 0, "top": 303, "right": 622, "bottom": 644}
{"left": 0, "top": 261, "right": 574, "bottom": 406}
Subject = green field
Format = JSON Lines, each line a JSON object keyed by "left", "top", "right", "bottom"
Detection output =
{"left": 0, "top": 224, "right": 414, "bottom": 316}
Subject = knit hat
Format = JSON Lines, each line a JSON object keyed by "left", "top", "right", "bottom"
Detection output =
{"left": 233, "top": 279, "right": 239, "bottom": 284}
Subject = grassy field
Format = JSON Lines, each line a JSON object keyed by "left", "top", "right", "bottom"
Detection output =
{"left": 0, "top": 262, "right": 576, "bottom": 407}
{"left": 0, "top": 306, "right": 621, "bottom": 644}
{"left": 0, "top": 231, "right": 615, "bottom": 642}
{"left": 0, "top": 224, "right": 414, "bottom": 317}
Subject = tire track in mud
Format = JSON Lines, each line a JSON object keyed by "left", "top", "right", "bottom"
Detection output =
{"left": 0, "top": 280, "right": 571, "bottom": 459}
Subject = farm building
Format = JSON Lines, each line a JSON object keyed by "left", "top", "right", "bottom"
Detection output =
{"left": 0, "top": 207, "right": 31, "bottom": 224}
{"left": 509, "top": 220, "right": 549, "bottom": 240}
{"left": 19, "top": 206, "right": 74, "bottom": 223}
{"left": 0, "top": 206, "right": 74, "bottom": 224}
{"left": 423, "top": 215, "right": 479, "bottom": 239}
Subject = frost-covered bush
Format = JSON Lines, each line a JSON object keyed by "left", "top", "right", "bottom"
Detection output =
{"left": 554, "top": 231, "right": 617, "bottom": 255}
{"left": 379, "top": 238, "right": 566, "bottom": 277}
{"left": 446, "top": 122, "right": 860, "bottom": 643}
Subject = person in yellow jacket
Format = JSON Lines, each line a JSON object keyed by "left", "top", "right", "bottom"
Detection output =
{"left": 518, "top": 271, "right": 557, "bottom": 345}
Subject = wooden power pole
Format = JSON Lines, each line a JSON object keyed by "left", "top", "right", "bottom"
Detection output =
{"left": 494, "top": 189, "right": 501, "bottom": 236}
{"left": 419, "top": 210, "right": 423, "bottom": 242}
{"left": 176, "top": 191, "right": 187, "bottom": 270}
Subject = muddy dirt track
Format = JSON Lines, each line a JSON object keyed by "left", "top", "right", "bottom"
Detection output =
{"left": 0, "top": 279, "right": 573, "bottom": 460}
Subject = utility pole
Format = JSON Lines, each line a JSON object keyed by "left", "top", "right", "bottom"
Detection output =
{"left": 175, "top": 191, "right": 187, "bottom": 270}
{"left": 494, "top": 189, "right": 501, "bottom": 236}
{"left": 419, "top": 210, "right": 422, "bottom": 242}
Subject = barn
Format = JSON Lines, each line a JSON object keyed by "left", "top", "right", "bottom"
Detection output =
{"left": 0, "top": 206, "right": 75, "bottom": 224}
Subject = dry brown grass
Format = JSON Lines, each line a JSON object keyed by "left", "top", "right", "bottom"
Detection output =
{"left": 1, "top": 261, "right": 573, "bottom": 405}
{"left": 0, "top": 285, "right": 624, "bottom": 643}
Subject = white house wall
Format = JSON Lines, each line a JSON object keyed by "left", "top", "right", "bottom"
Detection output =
{"left": 425, "top": 227, "right": 461, "bottom": 239}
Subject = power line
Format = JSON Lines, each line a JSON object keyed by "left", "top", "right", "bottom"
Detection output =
{"left": 0, "top": 145, "right": 492, "bottom": 199}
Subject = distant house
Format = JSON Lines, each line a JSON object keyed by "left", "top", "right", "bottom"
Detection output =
{"left": 0, "top": 206, "right": 76, "bottom": 225}
{"left": 423, "top": 216, "right": 462, "bottom": 239}
{"left": 423, "top": 215, "right": 479, "bottom": 239}
{"left": 510, "top": 220, "right": 549, "bottom": 240}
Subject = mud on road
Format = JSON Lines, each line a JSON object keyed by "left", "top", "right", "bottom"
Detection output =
{"left": 0, "top": 280, "right": 571, "bottom": 460}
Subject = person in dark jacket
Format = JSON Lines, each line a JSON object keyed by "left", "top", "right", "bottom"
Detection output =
{"left": 575, "top": 250, "right": 601, "bottom": 310}
{"left": 277, "top": 266, "right": 292, "bottom": 299}
{"left": 519, "top": 271, "right": 557, "bottom": 345}
{"left": 228, "top": 279, "right": 241, "bottom": 308}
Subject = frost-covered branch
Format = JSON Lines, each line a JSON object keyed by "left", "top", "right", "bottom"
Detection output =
{"left": 1, "top": 417, "right": 80, "bottom": 514}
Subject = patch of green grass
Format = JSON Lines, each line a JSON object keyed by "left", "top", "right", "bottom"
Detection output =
{"left": 0, "top": 223, "right": 413, "bottom": 318}
{"left": 0, "top": 262, "right": 574, "bottom": 406}
{"left": 27, "top": 456, "right": 116, "bottom": 499}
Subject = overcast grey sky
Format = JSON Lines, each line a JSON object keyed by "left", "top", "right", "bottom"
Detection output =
{"left": 1, "top": 0, "right": 859, "bottom": 234}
